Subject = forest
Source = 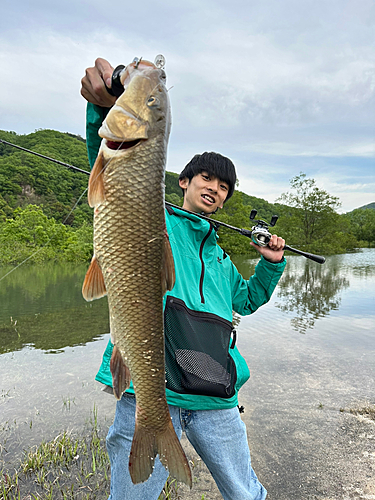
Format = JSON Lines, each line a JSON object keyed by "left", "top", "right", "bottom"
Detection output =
{"left": 0, "top": 129, "right": 374, "bottom": 265}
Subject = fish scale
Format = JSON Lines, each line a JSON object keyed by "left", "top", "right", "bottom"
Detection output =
{"left": 82, "top": 60, "right": 192, "bottom": 487}
{"left": 96, "top": 146, "right": 166, "bottom": 399}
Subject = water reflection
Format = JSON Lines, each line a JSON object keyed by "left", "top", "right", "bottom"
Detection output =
{"left": 275, "top": 258, "right": 350, "bottom": 333}
{"left": 352, "top": 264, "right": 375, "bottom": 278}
{"left": 1, "top": 251, "right": 374, "bottom": 352}
{"left": 0, "top": 262, "right": 109, "bottom": 354}
{"left": 231, "top": 252, "right": 375, "bottom": 334}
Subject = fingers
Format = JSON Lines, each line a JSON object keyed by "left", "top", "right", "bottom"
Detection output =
{"left": 250, "top": 234, "right": 285, "bottom": 263}
{"left": 95, "top": 58, "right": 114, "bottom": 87}
{"left": 268, "top": 234, "right": 285, "bottom": 251}
{"left": 80, "top": 58, "right": 117, "bottom": 107}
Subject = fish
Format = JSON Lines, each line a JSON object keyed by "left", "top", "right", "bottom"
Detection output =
{"left": 82, "top": 58, "right": 192, "bottom": 487}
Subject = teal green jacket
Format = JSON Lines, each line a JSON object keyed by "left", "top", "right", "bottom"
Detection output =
{"left": 86, "top": 103, "right": 286, "bottom": 410}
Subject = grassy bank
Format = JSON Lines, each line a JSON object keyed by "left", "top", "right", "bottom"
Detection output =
{"left": 0, "top": 406, "right": 184, "bottom": 500}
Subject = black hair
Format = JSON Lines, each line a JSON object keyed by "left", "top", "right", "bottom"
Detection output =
{"left": 178, "top": 152, "right": 237, "bottom": 201}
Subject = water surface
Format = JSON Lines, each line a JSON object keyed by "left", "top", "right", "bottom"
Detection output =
{"left": 1, "top": 250, "right": 374, "bottom": 499}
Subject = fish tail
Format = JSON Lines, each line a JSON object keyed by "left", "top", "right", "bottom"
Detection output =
{"left": 156, "top": 418, "right": 192, "bottom": 487}
{"left": 129, "top": 409, "right": 192, "bottom": 487}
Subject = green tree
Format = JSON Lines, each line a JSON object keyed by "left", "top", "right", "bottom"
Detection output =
{"left": 0, "top": 194, "right": 13, "bottom": 221}
{"left": 214, "top": 191, "right": 255, "bottom": 255}
{"left": 276, "top": 173, "right": 341, "bottom": 245}
{"left": 165, "top": 193, "right": 182, "bottom": 206}
{"left": 63, "top": 222, "right": 93, "bottom": 262}
{"left": 0, "top": 129, "right": 91, "bottom": 225}
{"left": 0, "top": 205, "right": 68, "bottom": 264}
{"left": 275, "top": 173, "right": 361, "bottom": 254}
{"left": 344, "top": 208, "right": 375, "bottom": 246}
{"left": 165, "top": 171, "right": 181, "bottom": 197}
{"left": 274, "top": 173, "right": 353, "bottom": 255}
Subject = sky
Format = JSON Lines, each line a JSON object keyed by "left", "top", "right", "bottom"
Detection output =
{"left": 0, "top": 0, "right": 374, "bottom": 213}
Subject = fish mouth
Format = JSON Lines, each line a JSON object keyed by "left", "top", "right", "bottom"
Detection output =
{"left": 105, "top": 139, "right": 142, "bottom": 150}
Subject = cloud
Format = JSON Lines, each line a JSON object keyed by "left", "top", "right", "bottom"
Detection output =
{"left": 0, "top": 0, "right": 373, "bottom": 211}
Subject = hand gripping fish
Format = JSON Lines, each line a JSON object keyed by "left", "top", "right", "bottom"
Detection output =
{"left": 82, "top": 57, "right": 192, "bottom": 487}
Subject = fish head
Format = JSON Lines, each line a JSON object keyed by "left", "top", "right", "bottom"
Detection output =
{"left": 99, "top": 59, "right": 171, "bottom": 153}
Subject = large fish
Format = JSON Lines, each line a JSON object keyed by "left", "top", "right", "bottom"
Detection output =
{"left": 82, "top": 58, "right": 192, "bottom": 487}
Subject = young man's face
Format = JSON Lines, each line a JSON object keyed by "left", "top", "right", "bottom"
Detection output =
{"left": 179, "top": 171, "right": 229, "bottom": 215}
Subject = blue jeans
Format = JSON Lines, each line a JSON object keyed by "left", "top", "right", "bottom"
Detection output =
{"left": 106, "top": 394, "right": 267, "bottom": 500}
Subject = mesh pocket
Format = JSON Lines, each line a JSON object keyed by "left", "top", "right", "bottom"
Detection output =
{"left": 164, "top": 296, "right": 237, "bottom": 398}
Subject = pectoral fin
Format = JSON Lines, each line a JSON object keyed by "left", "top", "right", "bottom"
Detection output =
{"left": 88, "top": 151, "right": 106, "bottom": 207}
{"left": 82, "top": 256, "right": 107, "bottom": 301}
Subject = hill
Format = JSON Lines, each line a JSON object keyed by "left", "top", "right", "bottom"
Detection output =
{"left": 1, "top": 129, "right": 279, "bottom": 227}
{"left": 0, "top": 129, "right": 91, "bottom": 226}
{"left": 1, "top": 129, "right": 373, "bottom": 259}
{"left": 356, "top": 202, "right": 375, "bottom": 210}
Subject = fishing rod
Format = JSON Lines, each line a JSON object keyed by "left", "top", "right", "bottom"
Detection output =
{"left": 166, "top": 203, "right": 325, "bottom": 264}
{"left": 1, "top": 138, "right": 325, "bottom": 264}
{"left": 0, "top": 139, "right": 90, "bottom": 175}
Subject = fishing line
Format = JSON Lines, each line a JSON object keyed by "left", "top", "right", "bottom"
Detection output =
{"left": 0, "top": 138, "right": 129, "bottom": 283}
{"left": 0, "top": 75, "right": 153, "bottom": 282}
{"left": 0, "top": 186, "right": 91, "bottom": 283}
{"left": 0, "top": 72, "right": 180, "bottom": 280}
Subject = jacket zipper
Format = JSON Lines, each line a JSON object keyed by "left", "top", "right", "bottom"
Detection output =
{"left": 199, "top": 225, "right": 213, "bottom": 303}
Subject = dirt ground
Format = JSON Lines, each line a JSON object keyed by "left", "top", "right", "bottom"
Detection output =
{"left": 175, "top": 324, "right": 375, "bottom": 500}
{"left": 176, "top": 403, "right": 375, "bottom": 500}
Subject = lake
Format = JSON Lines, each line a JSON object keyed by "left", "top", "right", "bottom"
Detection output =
{"left": 0, "top": 250, "right": 374, "bottom": 500}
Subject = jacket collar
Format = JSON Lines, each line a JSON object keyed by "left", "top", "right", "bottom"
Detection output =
{"left": 166, "top": 205, "right": 219, "bottom": 241}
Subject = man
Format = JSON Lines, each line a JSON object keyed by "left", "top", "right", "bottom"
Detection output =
{"left": 81, "top": 58, "right": 286, "bottom": 500}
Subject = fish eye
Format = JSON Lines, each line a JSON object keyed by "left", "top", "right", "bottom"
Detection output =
{"left": 147, "top": 96, "right": 159, "bottom": 107}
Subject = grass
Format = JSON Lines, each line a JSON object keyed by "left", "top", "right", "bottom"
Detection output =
{"left": 0, "top": 406, "right": 109, "bottom": 500}
{"left": 0, "top": 406, "right": 187, "bottom": 500}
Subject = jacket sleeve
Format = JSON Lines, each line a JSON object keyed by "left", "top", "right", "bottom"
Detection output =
{"left": 231, "top": 256, "right": 286, "bottom": 316}
{"left": 86, "top": 102, "right": 110, "bottom": 169}
{"left": 88, "top": 103, "right": 113, "bottom": 386}
{"left": 95, "top": 338, "right": 114, "bottom": 387}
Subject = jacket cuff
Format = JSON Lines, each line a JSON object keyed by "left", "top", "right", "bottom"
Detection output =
{"left": 260, "top": 255, "right": 287, "bottom": 268}
{"left": 262, "top": 255, "right": 286, "bottom": 264}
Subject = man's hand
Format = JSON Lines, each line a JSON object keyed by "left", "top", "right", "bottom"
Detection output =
{"left": 81, "top": 58, "right": 117, "bottom": 107}
{"left": 250, "top": 234, "right": 285, "bottom": 263}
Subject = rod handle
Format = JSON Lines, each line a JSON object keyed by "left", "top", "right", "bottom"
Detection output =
{"left": 284, "top": 245, "right": 326, "bottom": 264}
